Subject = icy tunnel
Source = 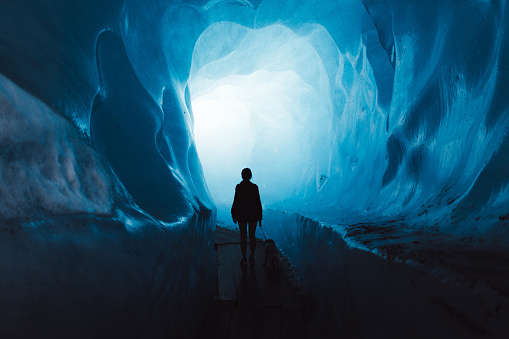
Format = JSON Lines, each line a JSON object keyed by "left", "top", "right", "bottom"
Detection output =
{"left": 0, "top": 0, "right": 508, "bottom": 338}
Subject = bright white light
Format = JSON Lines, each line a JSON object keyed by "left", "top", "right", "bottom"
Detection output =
{"left": 192, "top": 69, "right": 327, "bottom": 207}
{"left": 190, "top": 23, "right": 334, "bottom": 209}
{"left": 193, "top": 89, "right": 254, "bottom": 166}
{"left": 192, "top": 86, "right": 255, "bottom": 206}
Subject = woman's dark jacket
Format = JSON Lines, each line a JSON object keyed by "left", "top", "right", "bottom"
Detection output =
{"left": 231, "top": 179, "right": 263, "bottom": 222}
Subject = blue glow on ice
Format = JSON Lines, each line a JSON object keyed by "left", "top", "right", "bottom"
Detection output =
{"left": 1, "top": 0, "right": 509, "bottom": 337}
{"left": 189, "top": 3, "right": 509, "bottom": 243}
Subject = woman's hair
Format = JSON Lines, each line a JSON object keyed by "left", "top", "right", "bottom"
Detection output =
{"left": 241, "top": 168, "right": 252, "bottom": 180}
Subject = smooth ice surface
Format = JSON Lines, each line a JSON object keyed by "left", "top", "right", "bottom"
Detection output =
{"left": 91, "top": 31, "right": 194, "bottom": 221}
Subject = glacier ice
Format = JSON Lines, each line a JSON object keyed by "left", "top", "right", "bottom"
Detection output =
{"left": 262, "top": 209, "right": 509, "bottom": 338}
{"left": 190, "top": 0, "right": 509, "bottom": 243}
{"left": 0, "top": 1, "right": 216, "bottom": 337}
{"left": 190, "top": 23, "right": 334, "bottom": 207}
{"left": 190, "top": 1, "right": 509, "bottom": 336}
{"left": 91, "top": 31, "right": 194, "bottom": 221}
{"left": 0, "top": 74, "right": 113, "bottom": 218}
{"left": 0, "top": 0, "right": 508, "bottom": 337}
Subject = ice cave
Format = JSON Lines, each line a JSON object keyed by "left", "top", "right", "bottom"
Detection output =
{"left": 0, "top": 0, "right": 508, "bottom": 338}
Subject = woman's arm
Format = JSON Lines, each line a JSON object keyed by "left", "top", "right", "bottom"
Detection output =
{"left": 231, "top": 185, "right": 239, "bottom": 223}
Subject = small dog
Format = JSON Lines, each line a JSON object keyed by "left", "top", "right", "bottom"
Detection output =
{"left": 264, "top": 239, "right": 280, "bottom": 272}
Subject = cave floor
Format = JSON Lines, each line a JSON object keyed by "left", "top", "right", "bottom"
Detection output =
{"left": 197, "top": 226, "right": 308, "bottom": 339}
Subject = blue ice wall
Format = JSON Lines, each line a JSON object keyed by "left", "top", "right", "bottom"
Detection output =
{"left": 1, "top": 0, "right": 509, "bottom": 337}
{"left": 0, "top": 0, "right": 214, "bottom": 221}
{"left": 0, "top": 212, "right": 215, "bottom": 338}
{"left": 91, "top": 31, "right": 193, "bottom": 221}
{"left": 366, "top": 0, "right": 509, "bottom": 240}
{"left": 262, "top": 210, "right": 509, "bottom": 338}
{"left": 0, "top": 0, "right": 215, "bottom": 337}
{"left": 188, "top": 1, "right": 509, "bottom": 336}
{"left": 190, "top": 0, "right": 509, "bottom": 244}
{"left": 1, "top": 1, "right": 506, "bottom": 242}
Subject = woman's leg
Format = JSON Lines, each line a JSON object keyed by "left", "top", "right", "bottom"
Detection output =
{"left": 238, "top": 221, "right": 247, "bottom": 261}
{"left": 248, "top": 220, "right": 257, "bottom": 260}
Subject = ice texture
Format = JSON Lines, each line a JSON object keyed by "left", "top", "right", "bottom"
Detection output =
{"left": 189, "top": 1, "right": 509, "bottom": 336}
{"left": 262, "top": 210, "right": 509, "bottom": 338}
{"left": 0, "top": 74, "right": 113, "bottom": 219}
{"left": 91, "top": 31, "right": 193, "bottom": 221}
{"left": 0, "top": 0, "right": 509, "bottom": 337}
{"left": 0, "top": 0, "right": 215, "bottom": 337}
{"left": 190, "top": 23, "right": 334, "bottom": 206}
{"left": 190, "top": 0, "right": 509, "bottom": 244}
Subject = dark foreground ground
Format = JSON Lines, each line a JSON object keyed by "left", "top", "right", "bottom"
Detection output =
{"left": 197, "top": 226, "right": 309, "bottom": 339}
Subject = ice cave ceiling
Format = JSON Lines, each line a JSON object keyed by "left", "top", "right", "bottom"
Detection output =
{"left": 1, "top": 1, "right": 509, "bottom": 338}
{"left": 0, "top": 0, "right": 508, "bottom": 242}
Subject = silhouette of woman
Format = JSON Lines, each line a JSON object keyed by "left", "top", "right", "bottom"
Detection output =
{"left": 231, "top": 168, "right": 263, "bottom": 266}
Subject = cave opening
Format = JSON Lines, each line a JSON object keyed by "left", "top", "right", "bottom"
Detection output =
{"left": 189, "top": 22, "right": 356, "bottom": 218}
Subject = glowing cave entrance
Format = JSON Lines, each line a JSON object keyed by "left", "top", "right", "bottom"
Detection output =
{"left": 189, "top": 22, "right": 336, "bottom": 209}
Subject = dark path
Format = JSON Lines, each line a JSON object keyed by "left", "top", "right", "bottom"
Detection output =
{"left": 197, "top": 226, "right": 309, "bottom": 339}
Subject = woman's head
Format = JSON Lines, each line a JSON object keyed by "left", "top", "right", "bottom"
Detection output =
{"left": 241, "top": 168, "right": 252, "bottom": 180}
